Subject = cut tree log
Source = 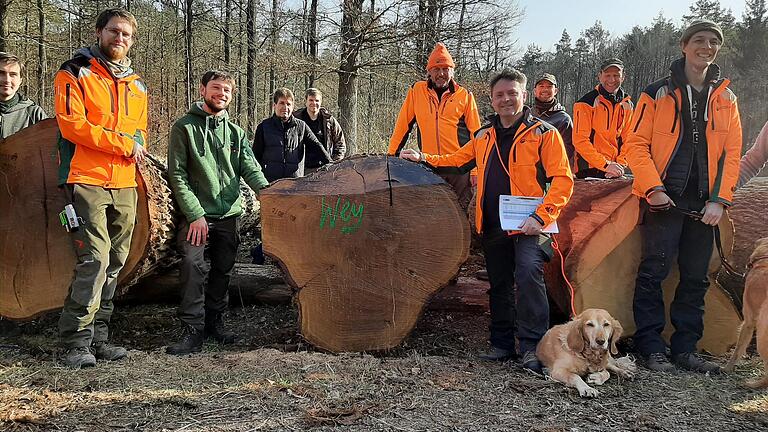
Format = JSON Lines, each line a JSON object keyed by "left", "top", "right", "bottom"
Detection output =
{"left": 545, "top": 178, "right": 739, "bottom": 355}
{"left": 0, "top": 120, "right": 260, "bottom": 319}
{"left": 718, "top": 177, "right": 768, "bottom": 295}
{"left": 260, "top": 155, "right": 471, "bottom": 353}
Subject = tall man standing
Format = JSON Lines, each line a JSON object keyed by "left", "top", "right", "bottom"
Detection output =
{"left": 625, "top": 20, "right": 741, "bottom": 374}
{"left": 531, "top": 73, "right": 574, "bottom": 164}
{"left": 294, "top": 88, "right": 346, "bottom": 172}
{"left": 55, "top": 8, "right": 148, "bottom": 368}
{"left": 166, "top": 71, "right": 269, "bottom": 355}
{"left": 572, "top": 58, "right": 633, "bottom": 179}
{"left": 400, "top": 69, "right": 573, "bottom": 372}
{"left": 388, "top": 42, "right": 481, "bottom": 211}
{"left": 0, "top": 52, "right": 47, "bottom": 139}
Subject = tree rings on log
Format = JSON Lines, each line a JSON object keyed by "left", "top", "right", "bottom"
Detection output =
{"left": 260, "top": 155, "right": 471, "bottom": 352}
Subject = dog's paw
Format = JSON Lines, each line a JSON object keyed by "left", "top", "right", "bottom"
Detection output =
{"left": 578, "top": 385, "right": 599, "bottom": 398}
{"left": 615, "top": 368, "right": 635, "bottom": 381}
{"left": 587, "top": 371, "right": 609, "bottom": 385}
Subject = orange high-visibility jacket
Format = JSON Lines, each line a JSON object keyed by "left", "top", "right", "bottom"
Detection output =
{"left": 54, "top": 50, "right": 148, "bottom": 188}
{"left": 572, "top": 86, "right": 633, "bottom": 174}
{"left": 421, "top": 110, "right": 573, "bottom": 233}
{"left": 625, "top": 77, "right": 742, "bottom": 206}
{"left": 388, "top": 80, "right": 481, "bottom": 156}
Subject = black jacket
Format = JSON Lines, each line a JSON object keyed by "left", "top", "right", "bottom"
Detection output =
{"left": 532, "top": 99, "right": 574, "bottom": 164}
{"left": 294, "top": 107, "right": 347, "bottom": 168}
{"left": 253, "top": 115, "right": 331, "bottom": 182}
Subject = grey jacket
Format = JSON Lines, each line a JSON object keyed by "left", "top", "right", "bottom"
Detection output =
{"left": 532, "top": 100, "right": 574, "bottom": 164}
{"left": 0, "top": 95, "right": 47, "bottom": 139}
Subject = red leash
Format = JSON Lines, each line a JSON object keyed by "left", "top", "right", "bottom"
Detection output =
{"left": 551, "top": 235, "right": 577, "bottom": 318}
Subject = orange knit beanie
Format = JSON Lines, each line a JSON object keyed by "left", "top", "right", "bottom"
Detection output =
{"left": 426, "top": 43, "right": 455, "bottom": 70}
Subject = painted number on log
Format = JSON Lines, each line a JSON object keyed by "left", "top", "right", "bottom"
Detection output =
{"left": 320, "top": 196, "right": 364, "bottom": 234}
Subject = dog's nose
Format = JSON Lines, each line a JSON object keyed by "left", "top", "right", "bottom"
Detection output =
{"left": 596, "top": 338, "right": 606, "bottom": 346}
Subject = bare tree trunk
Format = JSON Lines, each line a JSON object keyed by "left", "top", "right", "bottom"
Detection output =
{"left": 269, "top": 0, "right": 278, "bottom": 100}
{"left": 338, "top": 0, "right": 363, "bottom": 156}
{"left": 0, "top": 0, "right": 7, "bottom": 52}
{"left": 223, "top": 0, "right": 231, "bottom": 66}
{"left": 307, "top": 0, "right": 318, "bottom": 86}
{"left": 246, "top": 0, "right": 257, "bottom": 134}
{"left": 184, "top": 0, "right": 193, "bottom": 107}
{"left": 36, "top": 0, "right": 45, "bottom": 102}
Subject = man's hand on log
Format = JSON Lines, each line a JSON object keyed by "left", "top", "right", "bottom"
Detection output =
{"left": 399, "top": 149, "right": 422, "bottom": 162}
{"left": 647, "top": 190, "right": 674, "bottom": 211}
{"left": 604, "top": 162, "right": 625, "bottom": 179}
{"left": 519, "top": 216, "right": 543, "bottom": 236}
{"left": 700, "top": 201, "right": 725, "bottom": 226}
{"left": 131, "top": 142, "right": 148, "bottom": 164}
{"left": 187, "top": 217, "right": 209, "bottom": 246}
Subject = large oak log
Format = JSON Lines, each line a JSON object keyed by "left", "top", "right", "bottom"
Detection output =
{"left": 0, "top": 120, "right": 260, "bottom": 319}
{"left": 545, "top": 178, "right": 739, "bottom": 355}
{"left": 718, "top": 177, "right": 768, "bottom": 294}
{"left": 260, "top": 155, "right": 471, "bottom": 352}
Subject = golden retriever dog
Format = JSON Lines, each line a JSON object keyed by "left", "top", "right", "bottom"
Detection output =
{"left": 724, "top": 237, "right": 768, "bottom": 388}
{"left": 537, "top": 308, "right": 636, "bottom": 397}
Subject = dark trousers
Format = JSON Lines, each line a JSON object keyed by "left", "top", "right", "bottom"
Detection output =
{"left": 439, "top": 172, "right": 472, "bottom": 213}
{"left": 177, "top": 217, "right": 239, "bottom": 330}
{"left": 482, "top": 230, "right": 549, "bottom": 353}
{"left": 632, "top": 198, "right": 713, "bottom": 356}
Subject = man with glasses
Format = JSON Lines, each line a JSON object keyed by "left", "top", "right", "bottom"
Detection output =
{"left": 54, "top": 7, "right": 148, "bottom": 368}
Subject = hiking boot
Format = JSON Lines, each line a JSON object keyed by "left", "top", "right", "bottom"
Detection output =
{"left": 205, "top": 313, "right": 236, "bottom": 344}
{"left": 521, "top": 350, "right": 543, "bottom": 374}
{"left": 644, "top": 352, "right": 675, "bottom": 372}
{"left": 92, "top": 342, "right": 127, "bottom": 361}
{"left": 166, "top": 325, "right": 203, "bottom": 355}
{"left": 673, "top": 352, "right": 721, "bottom": 374}
{"left": 63, "top": 346, "right": 96, "bottom": 368}
{"left": 479, "top": 346, "right": 516, "bottom": 362}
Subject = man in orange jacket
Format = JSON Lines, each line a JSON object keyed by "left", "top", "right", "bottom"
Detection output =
{"left": 572, "top": 58, "right": 633, "bottom": 179}
{"left": 400, "top": 69, "right": 573, "bottom": 372}
{"left": 388, "top": 43, "right": 481, "bottom": 210}
{"left": 625, "top": 19, "right": 740, "bottom": 374}
{"left": 55, "top": 8, "right": 148, "bottom": 368}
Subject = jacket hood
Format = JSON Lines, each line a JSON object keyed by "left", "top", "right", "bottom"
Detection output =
{"left": 295, "top": 106, "right": 332, "bottom": 120}
{"left": 187, "top": 102, "right": 233, "bottom": 157}
{"left": 73, "top": 45, "right": 134, "bottom": 79}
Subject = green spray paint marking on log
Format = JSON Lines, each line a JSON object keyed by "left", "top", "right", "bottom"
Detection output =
{"left": 320, "top": 196, "right": 364, "bottom": 234}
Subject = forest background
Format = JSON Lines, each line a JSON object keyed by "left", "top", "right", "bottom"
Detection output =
{"left": 0, "top": 0, "right": 766, "bottom": 158}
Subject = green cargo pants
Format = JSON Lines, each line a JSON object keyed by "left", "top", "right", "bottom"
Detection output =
{"left": 58, "top": 184, "right": 137, "bottom": 349}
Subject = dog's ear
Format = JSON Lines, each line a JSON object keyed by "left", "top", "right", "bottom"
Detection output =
{"left": 610, "top": 318, "right": 624, "bottom": 355}
{"left": 567, "top": 319, "right": 585, "bottom": 352}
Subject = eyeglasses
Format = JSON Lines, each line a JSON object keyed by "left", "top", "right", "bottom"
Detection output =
{"left": 103, "top": 27, "right": 134, "bottom": 41}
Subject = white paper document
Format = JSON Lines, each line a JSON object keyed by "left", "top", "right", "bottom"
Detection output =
{"left": 499, "top": 195, "right": 559, "bottom": 233}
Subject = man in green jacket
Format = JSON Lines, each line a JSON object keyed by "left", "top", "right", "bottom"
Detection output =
{"left": 166, "top": 70, "right": 269, "bottom": 355}
{"left": 0, "top": 52, "right": 46, "bottom": 139}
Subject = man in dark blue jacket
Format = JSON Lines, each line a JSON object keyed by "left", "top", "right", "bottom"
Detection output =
{"left": 253, "top": 88, "right": 331, "bottom": 182}
{"left": 531, "top": 73, "right": 574, "bottom": 164}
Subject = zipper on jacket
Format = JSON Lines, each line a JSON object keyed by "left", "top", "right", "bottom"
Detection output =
{"left": 124, "top": 84, "right": 130, "bottom": 117}
{"left": 632, "top": 104, "right": 647, "bottom": 133}
{"left": 65, "top": 83, "right": 72, "bottom": 115}
{"left": 600, "top": 100, "right": 611, "bottom": 130}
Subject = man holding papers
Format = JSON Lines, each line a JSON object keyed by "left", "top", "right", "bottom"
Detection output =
{"left": 400, "top": 69, "right": 573, "bottom": 372}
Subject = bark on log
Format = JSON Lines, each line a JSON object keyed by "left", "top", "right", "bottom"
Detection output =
{"left": 545, "top": 178, "right": 739, "bottom": 355}
{"left": 123, "top": 264, "right": 291, "bottom": 305}
{"left": 0, "top": 120, "right": 259, "bottom": 319}
{"left": 260, "top": 155, "right": 471, "bottom": 352}
{"left": 718, "top": 177, "right": 768, "bottom": 294}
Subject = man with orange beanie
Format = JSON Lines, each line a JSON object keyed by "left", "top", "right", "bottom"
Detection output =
{"left": 388, "top": 42, "right": 481, "bottom": 211}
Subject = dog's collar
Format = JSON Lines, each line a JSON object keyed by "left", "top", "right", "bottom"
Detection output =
{"left": 748, "top": 255, "right": 768, "bottom": 269}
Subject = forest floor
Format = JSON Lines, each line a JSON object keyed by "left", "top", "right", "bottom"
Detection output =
{"left": 1, "top": 261, "right": 767, "bottom": 431}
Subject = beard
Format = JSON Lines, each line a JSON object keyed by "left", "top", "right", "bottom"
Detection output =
{"left": 204, "top": 97, "right": 229, "bottom": 113}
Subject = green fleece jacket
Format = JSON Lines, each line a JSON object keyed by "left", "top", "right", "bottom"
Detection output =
{"left": 0, "top": 93, "right": 47, "bottom": 139}
{"left": 168, "top": 102, "right": 269, "bottom": 222}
